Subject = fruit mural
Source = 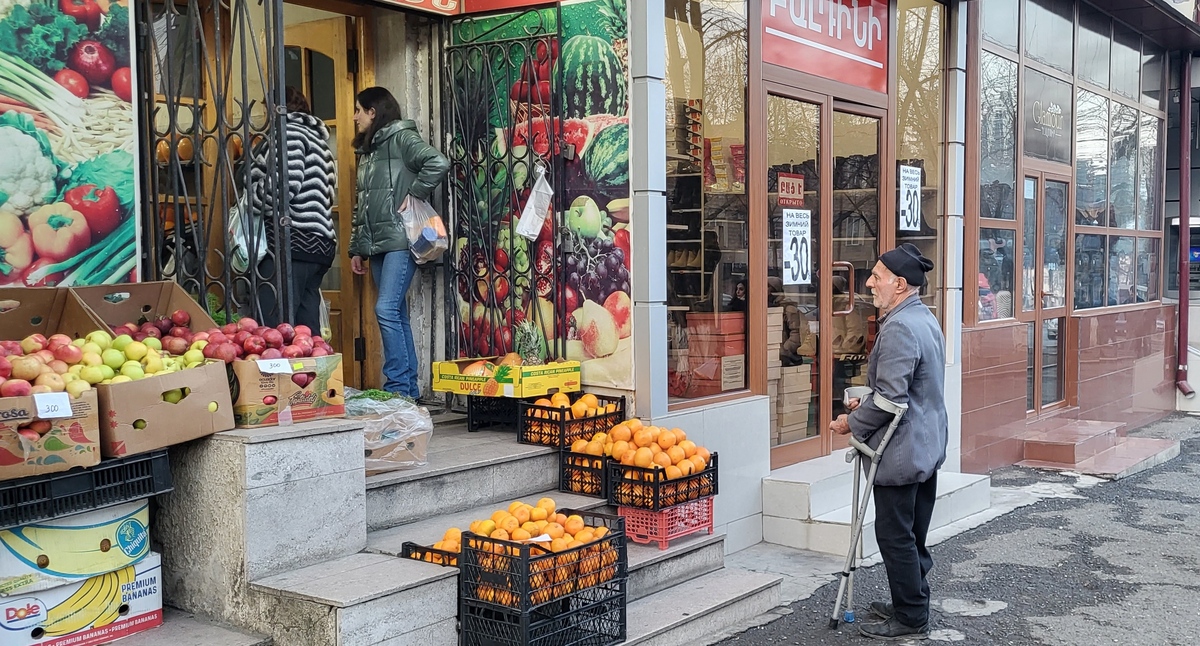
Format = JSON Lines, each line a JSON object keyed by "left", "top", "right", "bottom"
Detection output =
{"left": 447, "top": 0, "right": 632, "bottom": 390}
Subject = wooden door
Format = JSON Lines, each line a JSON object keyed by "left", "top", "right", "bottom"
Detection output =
{"left": 285, "top": 17, "right": 361, "bottom": 387}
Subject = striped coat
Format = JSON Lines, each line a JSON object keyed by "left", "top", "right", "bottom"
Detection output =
{"left": 249, "top": 112, "right": 337, "bottom": 264}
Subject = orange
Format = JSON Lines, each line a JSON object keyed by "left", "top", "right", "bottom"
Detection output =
{"left": 491, "top": 510, "right": 510, "bottom": 524}
{"left": 666, "top": 445, "right": 686, "bottom": 465}
{"left": 537, "top": 497, "right": 556, "bottom": 513}
{"left": 611, "top": 440, "right": 630, "bottom": 459}
{"left": 550, "top": 392, "right": 570, "bottom": 407}
{"left": 657, "top": 430, "right": 677, "bottom": 450}
{"left": 534, "top": 520, "right": 549, "bottom": 532}
{"left": 530, "top": 506, "right": 549, "bottom": 522}
{"left": 695, "top": 447, "right": 711, "bottom": 463}
{"left": 579, "top": 393, "right": 599, "bottom": 409}
{"left": 678, "top": 440, "right": 698, "bottom": 458}
{"left": 591, "top": 432, "right": 608, "bottom": 443}
{"left": 567, "top": 540, "right": 584, "bottom": 549}
{"left": 653, "top": 452, "right": 673, "bottom": 468}
{"left": 477, "top": 519, "right": 497, "bottom": 537}
{"left": 574, "top": 529, "right": 595, "bottom": 544}
{"left": 593, "top": 527, "right": 609, "bottom": 539}
{"left": 585, "top": 441, "right": 605, "bottom": 456}
{"left": 609, "top": 424, "right": 632, "bottom": 442}
{"left": 626, "top": 418, "right": 643, "bottom": 431}
{"left": 514, "top": 507, "right": 531, "bottom": 524}
{"left": 570, "top": 401, "right": 589, "bottom": 419}
{"left": 534, "top": 398, "right": 552, "bottom": 408}
{"left": 490, "top": 528, "right": 510, "bottom": 540}
{"left": 649, "top": 443, "right": 662, "bottom": 456}
{"left": 570, "top": 439, "right": 588, "bottom": 453}
{"left": 545, "top": 523, "right": 565, "bottom": 539}
{"left": 648, "top": 426, "right": 662, "bottom": 442}
{"left": 443, "top": 527, "right": 462, "bottom": 542}
{"left": 665, "top": 465, "right": 683, "bottom": 480}
{"left": 620, "top": 449, "right": 637, "bottom": 465}
{"left": 521, "top": 521, "right": 539, "bottom": 533}
{"left": 550, "top": 537, "right": 570, "bottom": 552}
{"left": 633, "top": 447, "right": 654, "bottom": 468}
{"left": 564, "top": 515, "right": 585, "bottom": 536}
{"left": 678, "top": 459, "right": 694, "bottom": 476}
{"left": 511, "top": 528, "right": 532, "bottom": 541}
{"left": 633, "top": 430, "right": 653, "bottom": 448}
{"left": 500, "top": 516, "right": 521, "bottom": 534}
{"left": 687, "top": 456, "right": 706, "bottom": 472}
{"left": 508, "top": 500, "right": 525, "bottom": 513}
{"left": 672, "top": 428, "right": 687, "bottom": 442}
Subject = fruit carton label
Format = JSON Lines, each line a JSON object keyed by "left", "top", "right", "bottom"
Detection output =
{"left": 0, "top": 391, "right": 100, "bottom": 482}
{"left": 431, "top": 358, "right": 580, "bottom": 398}
{"left": 0, "top": 552, "right": 162, "bottom": 646}
{"left": 0, "top": 500, "right": 150, "bottom": 597}
{"left": 231, "top": 354, "right": 345, "bottom": 428}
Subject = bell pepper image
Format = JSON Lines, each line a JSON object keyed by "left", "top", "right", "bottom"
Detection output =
{"left": 64, "top": 184, "right": 122, "bottom": 240}
{"left": 0, "top": 211, "right": 33, "bottom": 282}
{"left": 60, "top": 0, "right": 102, "bottom": 31}
{"left": 29, "top": 203, "right": 92, "bottom": 262}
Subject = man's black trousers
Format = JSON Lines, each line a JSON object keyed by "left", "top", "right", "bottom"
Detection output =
{"left": 872, "top": 471, "right": 938, "bottom": 627}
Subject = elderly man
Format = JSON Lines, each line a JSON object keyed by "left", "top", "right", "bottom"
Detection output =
{"left": 831, "top": 243, "right": 948, "bottom": 641}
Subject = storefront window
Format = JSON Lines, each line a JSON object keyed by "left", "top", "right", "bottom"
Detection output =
{"left": 1074, "top": 234, "right": 1106, "bottom": 309}
{"left": 1111, "top": 26, "right": 1140, "bottom": 100}
{"left": 1024, "top": 0, "right": 1073, "bottom": 74}
{"left": 664, "top": 0, "right": 748, "bottom": 401}
{"left": 1077, "top": 7, "right": 1109, "bottom": 89}
{"left": 1137, "top": 238, "right": 1160, "bottom": 302}
{"left": 1023, "top": 68, "right": 1072, "bottom": 165}
{"left": 1141, "top": 41, "right": 1164, "bottom": 110}
{"left": 979, "top": 228, "right": 1016, "bottom": 320}
{"left": 1075, "top": 90, "right": 1108, "bottom": 226}
{"left": 980, "top": 52, "right": 1017, "bottom": 220}
{"left": 1138, "top": 114, "right": 1162, "bottom": 231}
{"left": 1109, "top": 102, "right": 1137, "bottom": 229}
{"left": 981, "top": 0, "right": 1019, "bottom": 51}
{"left": 1107, "top": 236, "right": 1136, "bottom": 305}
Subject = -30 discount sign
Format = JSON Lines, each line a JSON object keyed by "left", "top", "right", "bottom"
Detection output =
{"left": 782, "top": 209, "right": 811, "bottom": 285}
{"left": 899, "top": 165, "right": 922, "bottom": 232}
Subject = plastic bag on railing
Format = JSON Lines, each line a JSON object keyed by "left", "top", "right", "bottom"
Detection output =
{"left": 399, "top": 198, "right": 448, "bottom": 264}
{"left": 516, "top": 165, "right": 553, "bottom": 241}
{"left": 319, "top": 290, "right": 332, "bottom": 340}
{"left": 345, "top": 388, "right": 435, "bottom": 475}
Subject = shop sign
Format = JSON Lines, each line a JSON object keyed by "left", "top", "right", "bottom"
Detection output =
{"left": 762, "top": 0, "right": 888, "bottom": 94}
{"left": 782, "top": 209, "right": 812, "bottom": 285}
{"left": 898, "top": 165, "right": 922, "bottom": 232}
{"left": 778, "top": 173, "right": 805, "bottom": 208}
{"left": 1022, "top": 69, "right": 1072, "bottom": 165}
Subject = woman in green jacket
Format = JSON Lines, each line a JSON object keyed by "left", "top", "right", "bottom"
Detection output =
{"left": 349, "top": 87, "right": 450, "bottom": 397}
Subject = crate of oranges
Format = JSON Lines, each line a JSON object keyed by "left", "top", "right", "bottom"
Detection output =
{"left": 606, "top": 422, "right": 718, "bottom": 511}
{"left": 400, "top": 540, "right": 459, "bottom": 567}
{"left": 519, "top": 392, "right": 625, "bottom": 447}
{"left": 560, "top": 437, "right": 611, "bottom": 499}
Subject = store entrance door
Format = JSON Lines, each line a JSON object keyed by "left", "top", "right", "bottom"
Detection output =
{"left": 1020, "top": 173, "right": 1070, "bottom": 414}
{"left": 765, "top": 87, "right": 882, "bottom": 469}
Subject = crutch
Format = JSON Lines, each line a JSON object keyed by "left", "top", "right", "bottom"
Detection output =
{"left": 829, "top": 388, "right": 908, "bottom": 630}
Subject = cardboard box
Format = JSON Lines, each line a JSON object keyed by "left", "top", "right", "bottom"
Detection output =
{"left": 0, "top": 390, "right": 100, "bottom": 482}
{"left": 231, "top": 354, "right": 346, "bottom": 428}
{"left": 0, "top": 288, "right": 105, "bottom": 341}
{"left": 70, "top": 282, "right": 217, "bottom": 333}
{"left": 688, "top": 334, "right": 745, "bottom": 358}
{"left": 431, "top": 358, "right": 581, "bottom": 398}
{"left": 95, "top": 361, "right": 234, "bottom": 457}
{"left": 685, "top": 313, "right": 745, "bottom": 335}
{"left": 0, "top": 552, "right": 162, "bottom": 645}
{"left": 0, "top": 501, "right": 149, "bottom": 596}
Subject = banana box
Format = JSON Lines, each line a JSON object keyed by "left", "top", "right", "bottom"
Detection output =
{"left": 0, "top": 501, "right": 150, "bottom": 597}
{"left": 0, "top": 552, "right": 162, "bottom": 645}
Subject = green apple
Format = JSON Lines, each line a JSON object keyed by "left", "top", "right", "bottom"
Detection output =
{"left": 86, "top": 331, "right": 113, "bottom": 350}
{"left": 81, "top": 342, "right": 102, "bottom": 356}
{"left": 132, "top": 419, "right": 147, "bottom": 429}
{"left": 99, "top": 365, "right": 115, "bottom": 380}
{"left": 162, "top": 389, "right": 184, "bottom": 404}
{"left": 143, "top": 337, "right": 162, "bottom": 351}
{"left": 124, "top": 341, "right": 148, "bottom": 362}
{"left": 68, "top": 364, "right": 84, "bottom": 375}
{"left": 81, "top": 352, "right": 103, "bottom": 367}
{"left": 119, "top": 363, "right": 144, "bottom": 380}
{"left": 62, "top": 372, "right": 78, "bottom": 383}
{"left": 110, "top": 375, "right": 134, "bottom": 384}
{"left": 102, "top": 349, "right": 126, "bottom": 370}
{"left": 207, "top": 402, "right": 219, "bottom": 413}
{"left": 189, "top": 340, "right": 208, "bottom": 352}
{"left": 112, "top": 335, "right": 133, "bottom": 352}
{"left": 183, "top": 349, "right": 204, "bottom": 365}
{"left": 143, "top": 355, "right": 164, "bottom": 374}
{"left": 65, "top": 379, "right": 90, "bottom": 398}
{"left": 71, "top": 338, "right": 86, "bottom": 348}
{"left": 79, "top": 365, "right": 105, "bottom": 385}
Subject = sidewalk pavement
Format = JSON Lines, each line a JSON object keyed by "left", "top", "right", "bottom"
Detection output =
{"left": 712, "top": 413, "right": 1200, "bottom": 645}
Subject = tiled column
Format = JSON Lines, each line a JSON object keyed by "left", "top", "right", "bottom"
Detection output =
{"left": 943, "top": 0, "right": 969, "bottom": 471}
{"left": 630, "top": 0, "right": 669, "bottom": 419}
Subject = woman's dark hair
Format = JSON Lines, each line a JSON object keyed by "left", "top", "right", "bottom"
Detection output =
{"left": 285, "top": 86, "right": 310, "bottom": 114}
{"left": 352, "top": 86, "right": 403, "bottom": 150}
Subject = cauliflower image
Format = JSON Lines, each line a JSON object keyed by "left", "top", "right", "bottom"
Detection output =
{"left": 0, "top": 124, "right": 58, "bottom": 217}
{"left": 0, "top": 0, "right": 31, "bottom": 21}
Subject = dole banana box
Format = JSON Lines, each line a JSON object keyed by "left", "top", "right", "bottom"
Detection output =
{"left": 231, "top": 354, "right": 345, "bottom": 428}
{"left": 0, "top": 501, "right": 150, "bottom": 597}
{"left": 0, "top": 552, "right": 162, "bottom": 646}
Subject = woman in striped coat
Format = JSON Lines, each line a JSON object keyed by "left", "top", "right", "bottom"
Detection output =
{"left": 251, "top": 86, "right": 338, "bottom": 331}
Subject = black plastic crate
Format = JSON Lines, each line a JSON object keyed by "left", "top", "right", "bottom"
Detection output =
{"left": 400, "top": 541, "right": 459, "bottom": 568}
{"left": 0, "top": 450, "right": 172, "bottom": 531}
{"left": 467, "top": 396, "right": 527, "bottom": 432}
{"left": 460, "top": 509, "right": 627, "bottom": 614}
{"left": 518, "top": 394, "right": 626, "bottom": 448}
{"left": 607, "top": 452, "right": 718, "bottom": 511}
{"left": 559, "top": 452, "right": 608, "bottom": 499}
{"left": 459, "top": 578, "right": 626, "bottom": 646}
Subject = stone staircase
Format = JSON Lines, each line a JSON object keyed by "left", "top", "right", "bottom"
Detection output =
{"left": 1015, "top": 419, "right": 1179, "bottom": 479}
{"left": 156, "top": 417, "right": 782, "bottom": 645}
{"left": 761, "top": 449, "right": 992, "bottom": 557}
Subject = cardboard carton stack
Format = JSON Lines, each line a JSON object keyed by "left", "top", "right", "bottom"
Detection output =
{"left": 777, "top": 364, "right": 813, "bottom": 445}
{"left": 766, "top": 307, "right": 783, "bottom": 443}
{"left": 684, "top": 313, "right": 746, "bottom": 398}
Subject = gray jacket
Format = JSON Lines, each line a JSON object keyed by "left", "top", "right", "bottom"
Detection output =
{"left": 847, "top": 294, "right": 947, "bottom": 486}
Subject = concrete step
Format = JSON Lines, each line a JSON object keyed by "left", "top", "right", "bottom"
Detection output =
{"left": 763, "top": 471, "right": 992, "bottom": 557}
{"left": 366, "top": 422, "right": 559, "bottom": 531}
{"left": 1019, "top": 419, "right": 1126, "bottom": 464}
{"left": 115, "top": 608, "right": 271, "bottom": 645}
{"left": 762, "top": 450, "right": 858, "bottom": 521}
{"left": 1019, "top": 436, "right": 1180, "bottom": 480}
{"left": 621, "top": 568, "right": 783, "bottom": 646}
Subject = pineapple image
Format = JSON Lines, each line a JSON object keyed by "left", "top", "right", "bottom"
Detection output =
{"left": 481, "top": 365, "right": 512, "bottom": 396}
{"left": 598, "top": 0, "right": 628, "bottom": 78}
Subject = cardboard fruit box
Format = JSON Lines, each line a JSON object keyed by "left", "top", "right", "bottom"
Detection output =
{"left": 0, "top": 390, "right": 101, "bottom": 482}
{"left": 94, "top": 360, "right": 234, "bottom": 458}
{"left": 230, "top": 354, "right": 346, "bottom": 428}
{"left": 0, "top": 552, "right": 162, "bottom": 646}
{"left": 69, "top": 281, "right": 218, "bottom": 333}
{"left": 0, "top": 500, "right": 149, "bottom": 597}
{"left": 431, "top": 358, "right": 581, "bottom": 398}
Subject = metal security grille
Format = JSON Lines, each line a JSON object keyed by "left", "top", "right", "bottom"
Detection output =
{"left": 134, "top": 0, "right": 291, "bottom": 323}
{"left": 444, "top": 9, "right": 567, "bottom": 361}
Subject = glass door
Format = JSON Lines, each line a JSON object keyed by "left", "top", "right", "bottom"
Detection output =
{"left": 1022, "top": 173, "right": 1069, "bottom": 412}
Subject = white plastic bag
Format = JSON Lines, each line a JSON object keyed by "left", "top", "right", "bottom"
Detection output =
{"left": 516, "top": 165, "right": 553, "bottom": 241}
{"left": 319, "top": 290, "right": 332, "bottom": 340}
{"left": 227, "top": 191, "right": 265, "bottom": 274}
{"left": 399, "top": 198, "right": 448, "bottom": 264}
{"left": 345, "top": 389, "right": 435, "bottom": 474}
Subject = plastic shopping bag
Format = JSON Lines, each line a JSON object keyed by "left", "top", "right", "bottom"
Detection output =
{"left": 228, "top": 192, "right": 265, "bottom": 274}
{"left": 516, "top": 165, "right": 553, "bottom": 241}
{"left": 399, "top": 198, "right": 448, "bottom": 264}
{"left": 345, "top": 389, "right": 435, "bottom": 475}
{"left": 319, "top": 290, "right": 332, "bottom": 340}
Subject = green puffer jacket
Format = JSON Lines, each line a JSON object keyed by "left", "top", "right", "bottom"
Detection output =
{"left": 349, "top": 119, "right": 450, "bottom": 257}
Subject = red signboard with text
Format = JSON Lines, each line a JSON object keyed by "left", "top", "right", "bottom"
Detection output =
{"left": 777, "top": 173, "right": 805, "bottom": 208}
{"left": 762, "top": 0, "right": 889, "bottom": 94}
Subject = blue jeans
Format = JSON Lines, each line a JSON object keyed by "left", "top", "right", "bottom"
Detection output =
{"left": 370, "top": 251, "right": 419, "bottom": 397}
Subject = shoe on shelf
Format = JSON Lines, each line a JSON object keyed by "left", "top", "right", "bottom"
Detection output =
{"left": 869, "top": 601, "right": 894, "bottom": 620}
{"left": 668, "top": 250, "right": 679, "bottom": 267}
{"left": 689, "top": 250, "right": 703, "bottom": 268}
{"left": 858, "top": 617, "right": 929, "bottom": 641}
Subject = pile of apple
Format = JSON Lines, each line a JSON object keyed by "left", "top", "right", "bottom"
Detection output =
{"left": 109, "top": 311, "right": 335, "bottom": 364}
{"left": 0, "top": 330, "right": 188, "bottom": 400}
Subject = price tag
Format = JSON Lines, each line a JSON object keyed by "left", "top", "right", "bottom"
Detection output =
{"left": 782, "top": 209, "right": 812, "bottom": 286}
{"left": 34, "top": 392, "right": 72, "bottom": 419}
{"left": 899, "top": 165, "right": 922, "bottom": 232}
{"left": 777, "top": 173, "right": 805, "bottom": 208}
{"left": 257, "top": 359, "right": 294, "bottom": 374}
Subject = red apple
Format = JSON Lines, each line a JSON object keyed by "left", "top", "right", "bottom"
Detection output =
{"left": 262, "top": 329, "right": 284, "bottom": 349}
{"left": 213, "top": 343, "right": 238, "bottom": 364}
{"left": 53, "top": 344, "right": 82, "bottom": 364}
{"left": 244, "top": 336, "right": 266, "bottom": 355}
{"left": 0, "top": 357, "right": 10, "bottom": 380}
{"left": 34, "top": 350, "right": 55, "bottom": 364}
{"left": 163, "top": 336, "right": 190, "bottom": 355}
{"left": 276, "top": 324, "right": 296, "bottom": 343}
{"left": 311, "top": 347, "right": 329, "bottom": 357}
{"left": 222, "top": 323, "right": 239, "bottom": 336}
{"left": 290, "top": 373, "right": 311, "bottom": 388}
{"left": 142, "top": 326, "right": 162, "bottom": 339}
{"left": 233, "top": 330, "right": 252, "bottom": 346}
{"left": 261, "top": 348, "right": 283, "bottom": 360}
{"left": 46, "top": 334, "right": 72, "bottom": 351}
{"left": 238, "top": 318, "right": 259, "bottom": 332}
{"left": 253, "top": 327, "right": 271, "bottom": 337}
{"left": 281, "top": 345, "right": 304, "bottom": 359}
{"left": 191, "top": 332, "right": 210, "bottom": 342}
{"left": 0, "top": 379, "right": 32, "bottom": 397}
{"left": 153, "top": 317, "right": 173, "bottom": 334}
{"left": 293, "top": 336, "right": 314, "bottom": 355}
{"left": 208, "top": 332, "right": 228, "bottom": 346}
{"left": 171, "top": 309, "right": 191, "bottom": 327}
{"left": 170, "top": 326, "right": 191, "bottom": 338}
{"left": 132, "top": 332, "right": 148, "bottom": 342}
{"left": 294, "top": 325, "right": 312, "bottom": 337}
{"left": 202, "top": 343, "right": 218, "bottom": 359}
{"left": 16, "top": 428, "right": 39, "bottom": 442}
{"left": 20, "top": 335, "right": 46, "bottom": 354}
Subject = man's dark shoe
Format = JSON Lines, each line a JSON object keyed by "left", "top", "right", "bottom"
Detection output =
{"left": 858, "top": 617, "right": 930, "bottom": 641}
{"left": 869, "top": 601, "right": 894, "bottom": 619}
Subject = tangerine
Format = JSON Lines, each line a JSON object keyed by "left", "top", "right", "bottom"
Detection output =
{"left": 665, "top": 465, "right": 683, "bottom": 480}
{"left": 530, "top": 507, "right": 549, "bottom": 522}
{"left": 579, "top": 393, "right": 599, "bottom": 409}
{"left": 678, "top": 459, "right": 695, "bottom": 476}
{"left": 537, "top": 497, "right": 556, "bottom": 513}
{"left": 567, "top": 540, "right": 584, "bottom": 549}
{"left": 500, "top": 516, "right": 521, "bottom": 534}
{"left": 633, "top": 447, "right": 654, "bottom": 468}
{"left": 553, "top": 513, "right": 569, "bottom": 525}
{"left": 550, "top": 392, "right": 571, "bottom": 408}
{"left": 521, "top": 521, "right": 539, "bottom": 533}
{"left": 688, "top": 456, "right": 707, "bottom": 472}
{"left": 633, "top": 430, "right": 653, "bottom": 448}
{"left": 672, "top": 428, "right": 687, "bottom": 441}
{"left": 678, "top": 440, "right": 698, "bottom": 458}
{"left": 620, "top": 449, "right": 637, "bottom": 465}
{"left": 657, "top": 430, "right": 678, "bottom": 450}
{"left": 570, "top": 401, "right": 589, "bottom": 419}
{"left": 574, "top": 529, "right": 595, "bottom": 544}
{"left": 491, "top": 510, "right": 510, "bottom": 524}
{"left": 514, "top": 507, "right": 532, "bottom": 524}
{"left": 477, "top": 520, "right": 497, "bottom": 537}
{"left": 550, "top": 537, "right": 570, "bottom": 552}
{"left": 570, "top": 439, "right": 589, "bottom": 453}
{"left": 511, "top": 528, "right": 532, "bottom": 541}
{"left": 611, "top": 440, "right": 630, "bottom": 458}
{"left": 666, "top": 445, "right": 686, "bottom": 465}
{"left": 585, "top": 441, "right": 604, "bottom": 456}
{"left": 593, "top": 527, "right": 610, "bottom": 539}
{"left": 653, "top": 452, "right": 673, "bottom": 468}
{"left": 609, "top": 424, "right": 632, "bottom": 442}
{"left": 443, "top": 528, "right": 462, "bottom": 542}
{"left": 564, "top": 515, "right": 585, "bottom": 535}
{"left": 545, "top": 523, "right": 565, "bottom": 539}
{"left": 591, "top": 431, "right": 608, "bottom": 443}
{"left": 695, "top": 447, "right": 711, "bottom": 463}
{"left": 648, "top": 426, "right": 662, "bottom": 442}
{"left": 649, "top": 443, "right": 662, "bottom": 455}
{"left": 534, "top": 520, "right": 549, "bottom": 532}
{"left": 490, "top": 528, "right": 510, "bottom": 540}
{"left": 534, "top": 398, "right": 552, "bottom": 408}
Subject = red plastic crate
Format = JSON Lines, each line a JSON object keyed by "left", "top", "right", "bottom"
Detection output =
{"left": 618, "top": 496, "right": 714, "bottom": 550}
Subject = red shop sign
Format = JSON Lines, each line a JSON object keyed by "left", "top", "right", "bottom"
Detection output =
{"left": 762, "top": 0, "right": 889, "bottom": 94}
{"left": 777, "top": 173, "right": 805, "bottom": 208}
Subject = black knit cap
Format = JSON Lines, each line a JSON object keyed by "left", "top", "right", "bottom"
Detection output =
{"left": 879, "top": 243, "right": 934, "bottom": 288}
